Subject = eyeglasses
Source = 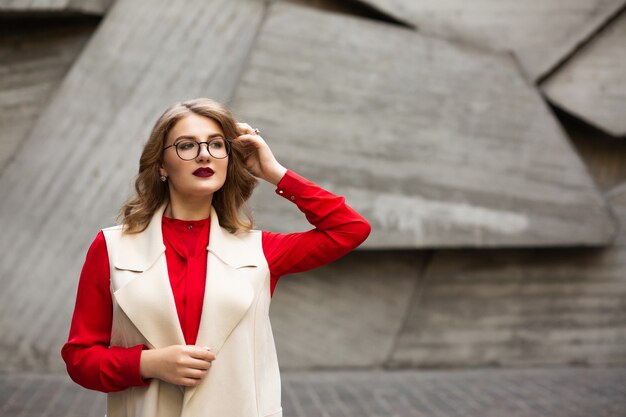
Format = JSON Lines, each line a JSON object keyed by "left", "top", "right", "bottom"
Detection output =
{"left": 163, "top": 138, "right": 231, "bottom": 160}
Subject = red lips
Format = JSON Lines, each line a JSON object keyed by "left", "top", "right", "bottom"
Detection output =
{"left": 193, "top": 167, "right": 214, "bottom": 177}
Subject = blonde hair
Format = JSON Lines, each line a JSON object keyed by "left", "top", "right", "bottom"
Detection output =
{"left": 118, "top": 98, "right": 258, "bottom": 234}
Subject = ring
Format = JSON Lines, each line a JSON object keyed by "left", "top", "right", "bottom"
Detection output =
{"left": 253, "top": 128, "right": 260, "bottom": 135}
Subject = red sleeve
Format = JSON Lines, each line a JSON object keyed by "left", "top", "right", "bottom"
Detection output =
{"left": 262, "top": 170, "right": 371, "bottom": 296}
{"left": 61, "top": 230, "right": 150, "bottom": 392}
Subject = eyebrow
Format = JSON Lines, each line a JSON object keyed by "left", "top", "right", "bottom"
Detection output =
{"left": 173, "top": 133, "right": 224, "bottom": 143}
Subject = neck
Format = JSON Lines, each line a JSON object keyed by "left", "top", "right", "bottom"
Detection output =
{"left": 166, "top": 192, "right": 213, "bottom": 221}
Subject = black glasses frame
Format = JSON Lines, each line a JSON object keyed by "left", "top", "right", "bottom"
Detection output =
{"left": 163, "top": 138, "right": 231, "bottom": 160}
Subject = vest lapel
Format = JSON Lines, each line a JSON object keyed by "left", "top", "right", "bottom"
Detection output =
{"left": 112, "top": 203, "right": 186, "bottom": 349}
{"left": 194, "top": 207, "right": 257, "bottom": 352}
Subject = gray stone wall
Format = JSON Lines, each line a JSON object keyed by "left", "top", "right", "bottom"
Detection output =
{"left": 0, "top": 0, "right": 624, "bottom": 372}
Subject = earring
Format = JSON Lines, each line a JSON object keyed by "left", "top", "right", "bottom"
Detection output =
{"left": 160, "top": 175, "right": 167, "bottom": 182}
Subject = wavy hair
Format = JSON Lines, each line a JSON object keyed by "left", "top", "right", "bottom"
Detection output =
{"left": 118, "top": 98, "right": 258, "bottom": 234}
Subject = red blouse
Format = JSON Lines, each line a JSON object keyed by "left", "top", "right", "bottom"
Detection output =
{"left": 61, "top": 170, "right": 370, "bottom": 393}
{"left": 162, "top": 215, "right": 209, "bottom": 347}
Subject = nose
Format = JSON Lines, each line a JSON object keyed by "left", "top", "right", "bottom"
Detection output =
{"left": 196, "top": 143, "right": 213, "bottom": 161}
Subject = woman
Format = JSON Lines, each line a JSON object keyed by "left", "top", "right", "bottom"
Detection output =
{"left": 62, "top": 98, "right": 370, "bottom": 417}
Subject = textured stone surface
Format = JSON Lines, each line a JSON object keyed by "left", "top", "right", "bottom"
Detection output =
{"left": 542, "top": 10, "right": 626, "bottom": 137}
{"left": 234, "top": 3, "right": 614, "bottom": 249}
{"left": 0, "top": 19, "right": 94, "bottom": 174}
{"left": 2, "top": 0, "right": 624, "bottom": 378}
{"left": 0, "top": 0, "right": 112, "bottom": 14}
{"left": 3, "top": 368, "right": 626, "bottom": 417}
{"left": 0, "top": 0, "right": 265, "bottom": 372}
{"left": 609, "top": 183, "right": 626, "bottom": 245}
{"left": 351, "top": 0, "right": 626, "bottom": 80}
{"left": 390, "top": 246, "right": 626, "bottom": 367}
{"left": 270, "top": 251, "right": 425, "bottom": 369}
{"left": 555, "top": 109, "right": 626, "bottom": 192}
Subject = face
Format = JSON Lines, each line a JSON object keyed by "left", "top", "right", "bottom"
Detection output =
{"left": 160, "top": 113, "right": 229, "bottom": 201}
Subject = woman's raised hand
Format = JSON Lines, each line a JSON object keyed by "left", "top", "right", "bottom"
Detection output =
{"left": 235, "top": 122, "right": 287, "bottom": 185}
{"left": 139, "top": 345, "right": 216, "bottom": 387}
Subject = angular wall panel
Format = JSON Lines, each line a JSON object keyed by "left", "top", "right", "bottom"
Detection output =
{"left": 233, "top": 3, "right": 615, "bottom": 249}
{"left": 390, "top": 246, "right": 626, "bottom": 367}
{"left": 351, "top": 0, "right": 626, "bottom": 80}
{"left": 542, "top": 10, "right": 626, "bottom": 138}
{"left": 0, "top": 0, "right": 266, "bottom": 372}
{"left": 0, "top": 21, "right": 95, "bottom": 174}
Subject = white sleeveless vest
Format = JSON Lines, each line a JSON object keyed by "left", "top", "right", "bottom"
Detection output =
{"left": 101, "top": 204, "right": 282, "bottom": 417}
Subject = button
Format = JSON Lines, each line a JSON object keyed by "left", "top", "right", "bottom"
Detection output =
{"left": 188, "top": 225, "right": 193, "bottom": 230}
{"left": 278, "top": 190, "right": 284, "bottom": 194}
{"left": 290, "top": 196, "right": 295, "bottom": 201}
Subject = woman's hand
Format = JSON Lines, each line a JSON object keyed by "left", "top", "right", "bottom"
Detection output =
{"left": 140, "top": 345, "right": 216, "bottom": 387}
{"left": 235, "top": 122, "right": 287, "bottom": 185}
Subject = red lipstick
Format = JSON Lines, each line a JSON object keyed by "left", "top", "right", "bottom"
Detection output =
{"left": 193, "top": 167, "right": 214, "bottom": 177}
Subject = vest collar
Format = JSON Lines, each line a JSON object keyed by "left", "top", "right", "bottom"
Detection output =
{"left": 207, "top": 209, "right": 260, "bottom": 269}
{"left": 114, "top": 203, "right": 258, "bottom": 271}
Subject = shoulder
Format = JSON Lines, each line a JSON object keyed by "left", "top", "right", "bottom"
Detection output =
{"left": 99, "top": 225, "right": 126, "bottom": 253}
{"left": 85, "top": 229, "right": 110, "bottom": 262}
{"left": 102, "top": 224, "right": 124, "bottom": 234}
{"left": 101, "top": 224, "right": 126, "bottom": 239}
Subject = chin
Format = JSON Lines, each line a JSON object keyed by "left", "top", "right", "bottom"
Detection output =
{"left": 171, "top": 177, "right": 226, "bottom": 199}
{"left": 192, "top": 184, "right": 225, "bottom": 196}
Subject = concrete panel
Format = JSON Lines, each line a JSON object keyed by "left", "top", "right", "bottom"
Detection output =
{"left": 0, "top": 0, "right": 112, "bottom": 14}
{"left": 542, "top": 10, "right": 626, "bottom": 138}
{"left": 234, "top": 3, "right": 615, "bottom": 249}
{"left": 0, "top": 0, "right": 265, "bottom": 372}
{"left": 390, "top": 247, "right": 626, "bottom": 367}
{"left": 270, "top": 251, "right": 425, "bottom": 369}
{"left": 0, "top": 20, "right": 94, "bottom": 175}
{"left": 351, "top": 0, "right": 626, "bottom": 80}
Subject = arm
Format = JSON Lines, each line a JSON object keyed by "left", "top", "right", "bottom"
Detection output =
{"left": 263, "top": 170, "right": 371, "bottom": 284}
{"left": 61, "top": 231, "right": 149, "bottom": 392}
{"left": 232, "top": 122, "right": 370, "bottom": 296}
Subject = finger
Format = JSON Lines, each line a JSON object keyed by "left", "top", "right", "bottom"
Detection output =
{"left": 236, "top": 123, "right": 262, "bottom": 137}
{"left": 236, "top": 122, "right": 254, "bottom": 134}
{"left": 185, "top": 345, "right": 211, "bottom": 356}
{"left": 233, "top": 136, "right": 261, "bottom": 153}
{"left": 235, "top": 132, "right": 265, "bottom": 144}
{"left": 182, "top": 367, "right": 208, "bottom": 379}
{"left": 179, "top": 377, "right": 202, "bottom": 387}
{"left": 187, "top": 346, "right": 217, "bottom": 361}
{"left": 186, "top": 357, "right": 213, "bottom": 370}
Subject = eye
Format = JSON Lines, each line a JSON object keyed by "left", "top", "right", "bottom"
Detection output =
{"left": 177, "top": 140, "right": 196, "bottom": 150}
{"left": 210, "top": 138, "right": 225, "bottom": 149}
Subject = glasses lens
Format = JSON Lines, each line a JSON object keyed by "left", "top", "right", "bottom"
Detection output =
{"left": 207, "top": 138, "right": 229, "bottom": 159}
{"left": 176, "top": 140, "right": 199, "bottom": 160}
